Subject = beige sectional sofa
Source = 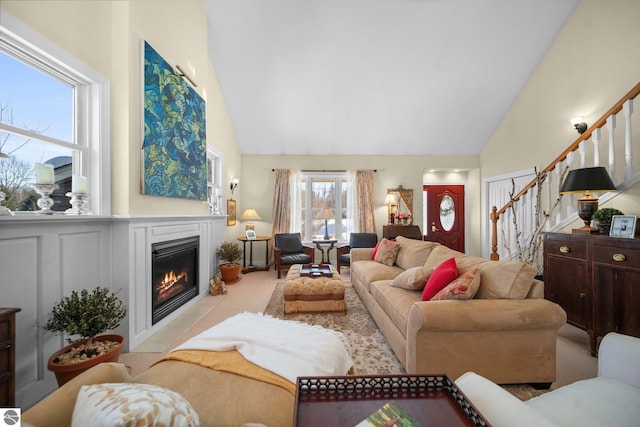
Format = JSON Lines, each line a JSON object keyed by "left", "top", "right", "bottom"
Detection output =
{"left": 350, "top": 236, "right": 567, "bottom": 386}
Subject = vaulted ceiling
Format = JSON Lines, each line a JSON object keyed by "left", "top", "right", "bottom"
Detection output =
{"left": 204, "top": 0, "right": 579, "bottom": 156}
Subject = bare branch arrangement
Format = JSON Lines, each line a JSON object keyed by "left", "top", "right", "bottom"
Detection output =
{"left": 501, "top": 167, "right": 568, "bottom": 275}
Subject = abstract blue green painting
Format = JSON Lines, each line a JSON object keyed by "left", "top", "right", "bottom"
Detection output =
{"left": 143, "top": 41, "right": 207, "bottom": 200}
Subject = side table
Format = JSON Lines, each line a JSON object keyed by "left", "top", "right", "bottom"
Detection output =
{"left": 237, "top": 236, "right": 271, "bottom": 273}
{"left": 312, "top": 239, "right": 338, "bottom": 264}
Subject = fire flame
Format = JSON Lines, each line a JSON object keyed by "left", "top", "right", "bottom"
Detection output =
{"left": 156, "top": 270, "right": 188, "bottom": 298}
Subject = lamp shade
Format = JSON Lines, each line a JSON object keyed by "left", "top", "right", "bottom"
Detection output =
{"left": 383, "top": 194, "right": 397, "bottom": 206}
{"left": 315, "top": 208, "right": 334, "bottom": 220}
{"left": 560, "top": 167, "right": 616, "bottom": 194}
{"left": 239, "top": 208, "right": 262, "bottom": 221}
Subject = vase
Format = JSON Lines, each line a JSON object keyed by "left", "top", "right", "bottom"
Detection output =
{"left": 47, "top": 333, "right": 125, "bottom": 386}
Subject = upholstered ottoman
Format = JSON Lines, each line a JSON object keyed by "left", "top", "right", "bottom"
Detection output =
{"left": 284, "top": 264, "right": 346, "bottom": 314}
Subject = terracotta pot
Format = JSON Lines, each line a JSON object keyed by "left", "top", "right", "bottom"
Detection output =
{"left": 219, "top": 263, "right": 242, "bottom": 284}
{"left": 47, "top": 334, "right": 125, "bottom": 386}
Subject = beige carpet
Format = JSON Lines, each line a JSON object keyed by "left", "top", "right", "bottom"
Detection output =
{"left": 120, "top": 269, "right": 598, "bottom": 401}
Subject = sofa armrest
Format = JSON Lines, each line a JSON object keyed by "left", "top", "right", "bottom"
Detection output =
{"left": 598, "top": 332, "right": 640, "bottom": 388}
{"left": 455, "top": 372, "right": 556, "bottom": 427}
{"left": 350, "top": 247, "right": 374, "bottom": 262}
{"left": 23, "top": 362, "right": 133, "bottom": 427}
{"left": 408, "top": 299, "right": 567, "bottom": 333}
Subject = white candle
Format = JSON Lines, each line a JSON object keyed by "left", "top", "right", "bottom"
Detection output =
{"left": 35, "top": 163, "right": 54, "bottom": 184}
{"left": 72, "top": 175, "right": 87, "bottom": 193}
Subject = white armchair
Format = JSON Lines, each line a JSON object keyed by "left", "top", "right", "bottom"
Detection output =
{"left": 455, "top": 332, "right": 640, "bottom": 427}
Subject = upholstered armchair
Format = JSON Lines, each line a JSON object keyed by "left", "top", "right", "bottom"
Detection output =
{"left": 336, "top": 232, "right": 378, "bottom": 273}
{"left": 273, "top": 233, "right": 315, "bottom": 279}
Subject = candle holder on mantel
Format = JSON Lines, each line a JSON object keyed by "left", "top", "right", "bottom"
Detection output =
{"left": 31, "top": 183, "right": 58, "bottom": 214}
{"left": 65, "top": 192, "right": 92, "bottom": 215}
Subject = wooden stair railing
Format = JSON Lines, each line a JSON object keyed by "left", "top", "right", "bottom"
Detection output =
{"left": 490, "top": 81, "right": 640, "bottom": 261}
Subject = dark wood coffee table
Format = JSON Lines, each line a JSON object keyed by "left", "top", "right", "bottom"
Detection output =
{"left": 293, "top": 374, "right": 490, "bottom": 427}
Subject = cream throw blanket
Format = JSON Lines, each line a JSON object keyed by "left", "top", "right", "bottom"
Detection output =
{"left": 171, "top": 312, "right": 353, "bottom": 383}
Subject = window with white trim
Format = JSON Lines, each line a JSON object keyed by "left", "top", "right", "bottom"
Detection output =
{"left": 206, "top": 148, "right": 223, "bottom": 214}
{"left": 295, "top": 172, "right": 353, "bottom": 242}
{"left": 0, "top": 16, "right": 109, "bottom": 214}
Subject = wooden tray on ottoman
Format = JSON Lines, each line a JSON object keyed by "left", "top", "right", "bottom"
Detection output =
{"left": 299, "top": 263, "right": 333, "bottom": 277}
{"left": 293, "top": 374, "right": 490, "bottom": 427}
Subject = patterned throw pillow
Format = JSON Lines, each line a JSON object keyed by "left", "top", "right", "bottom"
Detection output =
{"left": 431, "top": 268, "right": 481, "bottom": 300}
{"left": 390, "top": 266, "right": 434, "bottom": 290}
{"left": 72, "top": 383, "right": 201, "bottom": 427}
{"left": 421, "top": 257, "right": 458, "bottom": 301}
{"left": 373, "top": 238, "right": 400, "bottom": 266}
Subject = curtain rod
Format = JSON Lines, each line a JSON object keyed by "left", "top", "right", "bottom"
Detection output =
{"left": 271, "top": 169, "right": 377, "bottom": 172}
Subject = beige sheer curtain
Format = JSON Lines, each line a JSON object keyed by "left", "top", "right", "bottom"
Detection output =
{"left": 269, "top": 169, "right": 292, "bottom": 266}
{"left": 355, "top": 170, "right": 376, "bottom": 233}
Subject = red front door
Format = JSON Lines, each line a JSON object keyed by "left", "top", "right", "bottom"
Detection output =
{"left": 423, "top": 185, "right": 465, "bottom": 252}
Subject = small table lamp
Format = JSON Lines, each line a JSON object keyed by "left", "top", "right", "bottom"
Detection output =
{"left": 560, "top": 166, "right": 616, "bottom": 234}
{"left": 315, "top": 208, "right": 334, "bottom": 240}
{"left": 384, "top": 193, "right": 398, "bottom": 224}
{"left": 239, "top": 208, "right": 262, "bottom": 230}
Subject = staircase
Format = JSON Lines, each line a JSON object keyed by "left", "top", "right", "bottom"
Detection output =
{"left": 489, "top": 82, "right": 640, "bottom": 269}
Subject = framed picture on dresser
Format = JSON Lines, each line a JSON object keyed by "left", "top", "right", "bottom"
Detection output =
{"left": 609, "top": 215, "right": 636, "bottom": 238}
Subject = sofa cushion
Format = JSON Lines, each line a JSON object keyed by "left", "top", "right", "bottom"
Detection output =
{"left": 431, "top": 268, "right": 480, "bottom": 300}
{"left": 476, "top": 261, "right": 537, "bottom": 299}
{"left": 370, "top": 280, "right": 422, "bottom": 338}
{"left": 71, "top": 383, "right": 200, "bottom": 427}
{"left": 394, "top": 237, "right": 440, "bottom": 270}
{"left": 422, "top": 257, "right": 458, "bottom": 301}
{"left": 351, "top": 260, "right": 405, "bottom": 293}
{"left": 390, "top": 266, "right": 434, "bottom": 290}
{"left": 374, "top": 238, "right": 400, "bottom": 266}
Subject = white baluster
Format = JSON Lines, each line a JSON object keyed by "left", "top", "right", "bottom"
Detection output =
{"left": 579, "top": 141, "right": 587, "bottom": 168}
{"left": 607, "top": 115, "right": 617, "bottom": 185}
{"left": 623, "top": 99, "right": 634, "bottom": 181}
{"left": 545, "top": 170, "right": 552, "bottom": 230}
{"left": 592, "top": 128, "right": 601, "bottom": 167}
{"left": 565, "top": 153, "right": 574, "bottom": 218}
{"left": 556, "top": 162, "right": 565, "bottom": 224}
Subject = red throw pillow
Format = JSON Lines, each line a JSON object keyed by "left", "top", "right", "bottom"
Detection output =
{"left": 371, "top": 241, "right": 382, "bottom": 260}
{"left": 421, "top": 257, "right": 459, "bottom": 301}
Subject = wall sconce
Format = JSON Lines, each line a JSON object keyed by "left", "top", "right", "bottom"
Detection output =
{"left": 239, "top": 208, "right": 262, "bottom": 230}
{"left": 384, "top": 193, "right": 398, "bottom": 224}
{"left": 570, "top": 117, "right": 588, "bottom": 135}
{"left": 560, "top": 166, "right": 616, "bottom": 234}
{"left": 175, "top": 65, "right": 197, "bottom": 87}
{"left": 230, "top": 178, "right": 239, "bottom": 195}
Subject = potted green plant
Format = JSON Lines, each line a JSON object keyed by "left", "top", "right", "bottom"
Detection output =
{"left": 216, "top": 241, "right": 243, "bottom": 284}
{"left": 44, "top": 286, "right": 127, "bottom": 386}
{"left": 592, "top": 207, "right": 624, "bottom": 235}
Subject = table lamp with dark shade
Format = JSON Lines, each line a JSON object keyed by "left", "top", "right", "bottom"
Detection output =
{"left": 560, "top": 166, "right": 617, "bottom": 234}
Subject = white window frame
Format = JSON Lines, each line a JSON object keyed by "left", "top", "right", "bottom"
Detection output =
{"left": 0, "top": 13, "right": 110, "bottom": 215}
{"left": 297, "top": 171, "right": 350, "bottom": 242}
{"left": 206, "top": 147, "right": 223, "bottom": 214}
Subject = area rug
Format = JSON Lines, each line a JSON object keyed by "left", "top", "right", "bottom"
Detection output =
{"left": 264, "top": 282, "right": 405, "bottom": 375}
{"left": 264, "top": 282, "right": 548, "bottom": 401}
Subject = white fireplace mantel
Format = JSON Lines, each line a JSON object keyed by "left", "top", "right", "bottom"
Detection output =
{"left": 0, "top": 214, "right": 225, "bottom": 409}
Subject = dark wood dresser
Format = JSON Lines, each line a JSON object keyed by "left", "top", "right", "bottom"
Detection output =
{"left": 382, "top": 225, "right": 423, "bottom": 240}
{"left": 543, "top": 232, "right": 640, "bottom": 355}
{"left": 0, "top": 308, "right": 20, "bottom": 407}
